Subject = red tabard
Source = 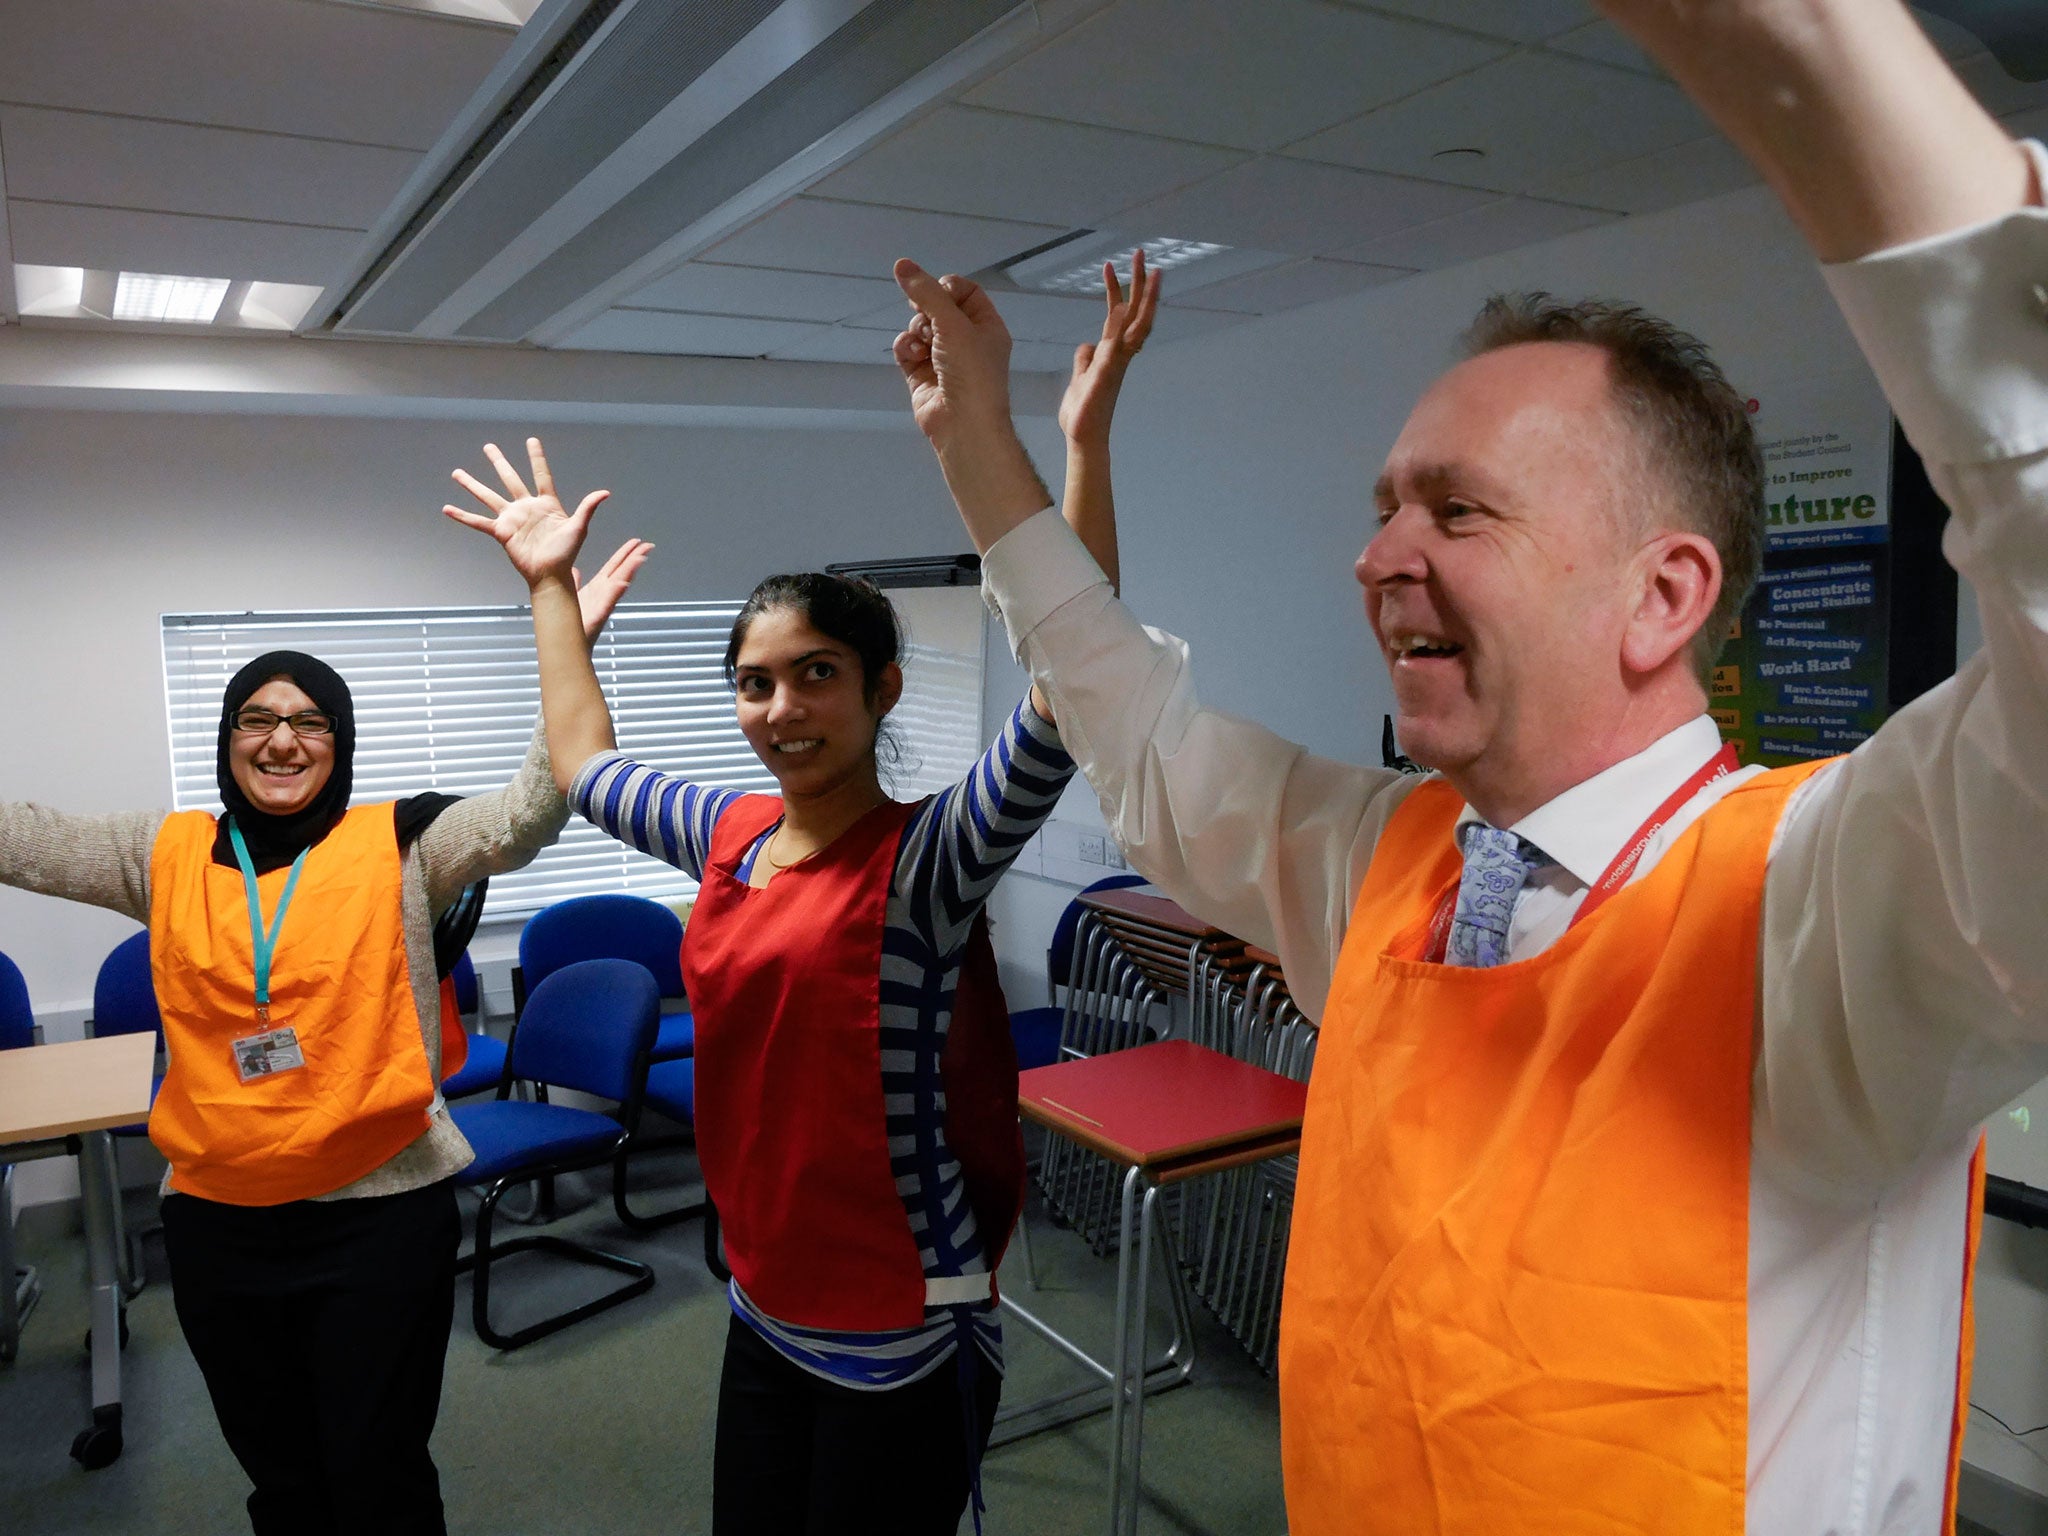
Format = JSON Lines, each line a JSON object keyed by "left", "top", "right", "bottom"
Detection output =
{"left": 681, "top": 794, "right": 1024, "bottom": 1331}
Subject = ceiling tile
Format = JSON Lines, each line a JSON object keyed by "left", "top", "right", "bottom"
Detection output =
{"left": 1291, "top": 50, "right": 1711, "bottom": 196}
{"left": 1145, "top": 305, "right": 1255, "bottom": 344}
{"left": 965, "top": 0, "right": 1506, "bottom": 152}
{"left": 848, "top": 288, "right": 1111, "bottom": 345}
{"left": 1334, "top": 197, "right": 1618, "bottom": 272}
{"left": 704, "top": 198, "right": 1064, "bottom": 281}
{"left": 766, "top": 327, "right": 909, "bottom": 366}
{"left": 1331, "top": 0, "right": 1595, "bottom": 44}
{"left": 0, "top": 109, "right": 417, "bottom": 231}
{"left": 1107, "top": 158, "right": 1492, "bottom": 257}
{"left": 1543, "top": 20, "right": 1662, "bottom": 77}
{"left": 1011, "top": 339, "right": 1094, "bottom": 373}
{"left": 7, "top": 201, "right": 364, "bottom": 286}
{"left": 0, "top": 0, "right": 511, "bottom": 150}
{"left": 622, "top": 263, "right": 901, "bottom": 324}
{"left": 1179, "top": 256, "right": 1413, "bottom": 315}
{"left": 555, "top": 310, "right": 830, "bottom": 357}
{"left": 1537, "top": 134, "right": 1758, "bottom": 216}
{"left": 810, "top": 106, "right": 1244, "bottom": 227}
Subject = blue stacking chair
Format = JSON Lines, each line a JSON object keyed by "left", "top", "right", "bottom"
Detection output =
{"left": 451, "top": 958, "right": 661, "bottom": 1350}
{"left": 515, "top": 894, "right": 692, "bottom": 1063}
{"left": 1009, "top": 873, "right": 1150, "bottom": 1070}
{"left": 608, "top": 1054, "right": 724, "bottom": 1277}
{"left": 439, "top": 952, "right": 510, "bottom": 1101}
{"left": 88, "top": 932, "right": 163, "bottom": 1299}
{"left": 0, "top": 951, "right": 40, "bottom": 1361}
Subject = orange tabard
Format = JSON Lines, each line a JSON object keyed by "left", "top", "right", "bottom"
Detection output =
{"left": 147, "top": 803, "right": 434, "bottom": 1206}
{"left": 1280, "top": 763, "right": 1829, "bottom": 1534}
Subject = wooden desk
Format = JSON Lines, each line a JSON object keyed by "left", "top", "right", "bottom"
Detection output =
{"left": 0, "top": 1031, "right": 157, "bottom": 1469}
{"left": 1004, "top": 1041, "right": 1307, "bottom": 1536}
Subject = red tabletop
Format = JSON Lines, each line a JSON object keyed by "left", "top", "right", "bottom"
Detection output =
{"left": 1019, "top": 1040, "right": 1308, "bottom": 1170}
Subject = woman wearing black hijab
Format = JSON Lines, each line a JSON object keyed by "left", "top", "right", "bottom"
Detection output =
{"left": 0, "top": 544, "right": 647, "bottom": 1535}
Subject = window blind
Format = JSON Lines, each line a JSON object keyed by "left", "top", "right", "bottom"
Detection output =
{"left": 160, "top": 588, "right": 987, "bottom": 919}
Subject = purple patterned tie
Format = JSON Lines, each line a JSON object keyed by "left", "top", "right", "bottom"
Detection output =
{"left": 1446, "top": 823, "right": 1551, "bottom": 968}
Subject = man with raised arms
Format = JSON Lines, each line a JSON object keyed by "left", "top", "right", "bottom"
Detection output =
{"left": 890, "top": 1, "right": 2048, "bottom": 1530}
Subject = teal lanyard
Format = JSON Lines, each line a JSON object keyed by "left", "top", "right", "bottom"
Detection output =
{"left": 226, "top": 818, "right": 310, "bottom": 1013}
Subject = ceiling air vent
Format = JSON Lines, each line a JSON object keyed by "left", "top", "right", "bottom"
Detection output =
{"left": 324, "top": 0, "right": 1034, "bottom": 344}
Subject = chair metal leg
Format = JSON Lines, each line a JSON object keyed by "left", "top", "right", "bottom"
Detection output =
{"left": 460, "top": 1173, "right": 655, "bottom": 1351}
{"left": 0, "top": 1164, "right": 41, "bottom": 1364}
{"left": 704, "top": 1197, "right": 730, "bottom": 1283}
{"left": 609, "top": 1141, "right": 708, "bottom": 1233}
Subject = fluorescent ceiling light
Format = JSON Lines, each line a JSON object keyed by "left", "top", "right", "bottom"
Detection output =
{"left": 1004, "top": 232, "right": 1290, "bottom": 298}
{"left": 14, "top": 264, "right": 85, "bottom": 316}
{"left": 1030, "top": 237, "right": 1230, "bottom": 295}
{"left": 112, "top": 272, "right": 232, "bottom": 324}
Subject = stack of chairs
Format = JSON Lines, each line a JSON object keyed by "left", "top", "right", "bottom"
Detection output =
{"left": 1179, "top": 945, "right": 1315, "bottom": 1374}
{"left": 1032, "top": 885, "right": 1318, "bottom": 1377}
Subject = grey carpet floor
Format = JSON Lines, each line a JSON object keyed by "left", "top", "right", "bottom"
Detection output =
{"left": 0, "top": 1151, "right": 1286, "bottom": 1536}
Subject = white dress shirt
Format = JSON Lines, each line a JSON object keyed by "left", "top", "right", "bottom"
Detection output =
{"left": 980, "top": 169, "right": 2048, "bottom": 1534}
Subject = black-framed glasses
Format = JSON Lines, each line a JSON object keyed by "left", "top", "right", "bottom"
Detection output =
{"left": 231, "top": 708, "right": 335, "bottom": 738}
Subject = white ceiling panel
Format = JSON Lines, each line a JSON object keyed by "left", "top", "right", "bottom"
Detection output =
{"left": 848, "top": 288, "right": 1110, "bottom": 344}
{"left": 766, "top": 327, "right": 911, "bottom": 366}
{"left": 1010, "top": 338, "right": 1095, "bottom": 373}
{"left": 1335, "top": 197, "right": 1617, "bottom": 272}
{"left": 623, "top": 263, "right": 902, "bottom": 324}
{"left": 1108, "top": 158, "right": 1492, "bottom": 258}
{"left": 1538, "top": 134, "right": 1758, "bottom": 217}
{"left": 1292, "top": 50, "right": 1710, "bottom": 195}
{"left": 555, "top": 310, "right": 831, "bottom": 358}
{"left": 704, "top": 198, "right": 1064, "bottom": 281}
{"left": 1543, "top": 21, "right": 1661, "bottom": 77}
{"left": 1145, "top": 304, "right": 1256, "bottom": 344}
{"left": 7, "top": 201, "right": 365, "bottom": 286}
{"left": 810, "top": 106, "right": 1244, "bottom": 227}
{"left": 1180, "top": 256, "right": 1413, "bottom": 315}
{"left": 0, "top": 109, "right": 418, "bottom": 231}
{"left": 1333, "top": 0, "right": 1595, "bottom": 44}
{"left": 0, "top": 0, "right": 512, "bottom": 150}
{"left": 965, "top": 0, "right": 1506, "bottom": 153}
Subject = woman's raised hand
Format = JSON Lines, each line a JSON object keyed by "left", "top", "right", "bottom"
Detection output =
{"left": 574, "top": 537, "right": 654, "bottom": 642}
{"left": 1058, "top": 249, "right": 1161, "bottom": 449}
{"left": 444, "top": 437, "right": 609, "bottom": 589}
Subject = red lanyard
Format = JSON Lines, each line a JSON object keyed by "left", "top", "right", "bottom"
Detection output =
{"left": 1425, "top": 742, "right": 1742, "bottom": 962}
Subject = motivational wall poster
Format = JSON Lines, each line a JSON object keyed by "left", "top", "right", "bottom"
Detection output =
{"left": 1711, "top": 371, "right": 1896, "bottom": 767}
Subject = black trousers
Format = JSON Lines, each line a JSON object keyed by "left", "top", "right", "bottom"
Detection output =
{"left": 713, "top": 1313, "right": 1002, "bottom": 1536}
{"left": 161, "top": 1179, "right": 460, "bottom": 1536}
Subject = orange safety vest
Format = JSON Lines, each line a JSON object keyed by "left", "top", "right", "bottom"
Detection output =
{"left": 1279, "top": 760, "right": 1983, "bottom": 1533}
{"left": 147, "top": 803, "right": 435, "bottom": 1206}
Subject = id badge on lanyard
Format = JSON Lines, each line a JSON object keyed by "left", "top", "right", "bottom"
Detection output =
{"left": 227, "top": 818, "right": 311, "bottom": 1084}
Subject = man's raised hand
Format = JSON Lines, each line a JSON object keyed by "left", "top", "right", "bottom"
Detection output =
{"left": 891, "top": 262, "right": 1018, "bottom": 444}
{"left": 444, "top": 437, "right": 609, "bottom": 590}
{"left": 1059, "top": 249, "right": 1162, "bottom": 449}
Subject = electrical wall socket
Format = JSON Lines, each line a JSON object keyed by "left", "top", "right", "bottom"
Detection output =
{"left": 1078, "top": 833, "right": 1107, "bottom": 865}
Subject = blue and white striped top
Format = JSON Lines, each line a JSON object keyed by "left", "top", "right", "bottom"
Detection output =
{"left": 570, "top": 699, "right": 1074, "bottom": 1389}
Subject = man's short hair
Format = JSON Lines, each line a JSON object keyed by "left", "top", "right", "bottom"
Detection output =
{"left": 1464, "top": 293, "right": 1764, "bottom": 682}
